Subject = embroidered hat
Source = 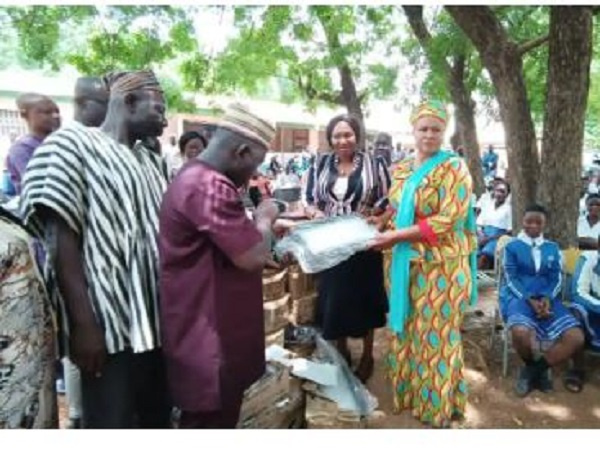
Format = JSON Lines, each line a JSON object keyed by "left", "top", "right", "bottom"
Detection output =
{"left": 219, "top": 102, "right": 276, "bottom": 149}
{"left": 103, "top": 69, "right": 163, "bottom": 95}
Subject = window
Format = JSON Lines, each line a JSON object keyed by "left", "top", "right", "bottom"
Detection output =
{"left": 0, "top": 109, "right": 26, "bottom": 141}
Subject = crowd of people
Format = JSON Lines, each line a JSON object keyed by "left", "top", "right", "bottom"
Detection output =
{"left": 0, "top": 68, "right": 597, "bottom": 430}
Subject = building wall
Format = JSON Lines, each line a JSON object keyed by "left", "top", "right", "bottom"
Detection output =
{"left": 165, "top": 113, "right": 327, "bottom": 154}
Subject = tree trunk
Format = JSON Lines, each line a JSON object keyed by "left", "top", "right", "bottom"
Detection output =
{"left": 403, "top": 6, "right": 485, "bottom": 196}
{"left": 339, "top": 63, "right": 366, "bottom": 147}
{"left": 449, "top": 57, "right": 486, "bottom": 196}
{"left": 446, "top": 6, "right": 540, "bottom": 230}
{"left": 539, "top": 6, "right": 593, "bottom": 247}
{"left": 450, "top": 127, "right": 461, "bottom": 150}
{"left": 315, "top": 7, "right": 366, "bottom": 148}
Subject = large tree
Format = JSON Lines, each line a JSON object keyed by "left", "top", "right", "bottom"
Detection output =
{"left": 447, "top": 6, "right": 594, "bottom": 246}
{"left": 198, "top": 5, "right": 402, "bottom": 146}
{"left": 402, "top": 6, "right": 485, "bottom": 196}
{"left": 1, "top": 5, "right": 404, "bottom": 138}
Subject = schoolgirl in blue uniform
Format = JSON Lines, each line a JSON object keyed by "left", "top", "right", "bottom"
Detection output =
{"left": 500, "top": 204, "right": 584, "bottom": 397}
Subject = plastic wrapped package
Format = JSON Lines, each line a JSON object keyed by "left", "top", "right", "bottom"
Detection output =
{"left": 274, "top": 214, "right": 377, "bottom": 273}
{"left": 312, "top": 334, "right": 378, "bottom": 417}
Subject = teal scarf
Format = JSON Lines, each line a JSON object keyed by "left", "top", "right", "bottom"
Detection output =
{"left": 389, "top": 150, "right": 478, "bottom": 337}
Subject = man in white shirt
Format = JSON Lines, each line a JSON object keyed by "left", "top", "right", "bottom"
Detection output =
{"left": 578, "top": 193, "right": 600, "bottom": 250}
{"left": 477, "top": 180, "right": 512, "bottom": 269}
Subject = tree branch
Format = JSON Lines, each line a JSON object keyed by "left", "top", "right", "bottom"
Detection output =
{"left": 451, "top": 54, "right": 466, "bottom": 81}
{"left": 358, "top": 89, "right": 369, "bottom": 103}
{"left": 517, "top": 34, "right": 549, "bottom": 56}
{"left": 313, "top": 6, "right": 362, "bottom": 116}
{"left": 403, "top": 6, "right": 453, "bottom": 78}
{"left": 296, "top": 74, "right": 343, "bottom": 105}
{"left": 445, "top": 6, "right": 513, "bottom": 62}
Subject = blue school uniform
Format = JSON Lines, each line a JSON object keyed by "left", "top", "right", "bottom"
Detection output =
{"left": 569, "top": 252, "right": 600, "bottom": 351}
{"left": 499, "top": 232, "right": 580, "bottom": 342}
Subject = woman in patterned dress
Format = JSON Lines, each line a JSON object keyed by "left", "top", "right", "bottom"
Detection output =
{"left": 0, "top": 208, "right": 57, "bottom": 428}
{"left": 369, "top": 100, "right": 477, "bottom": 428}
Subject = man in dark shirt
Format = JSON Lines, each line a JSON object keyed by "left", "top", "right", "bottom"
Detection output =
{"left": 7, "top": 93, "right": 61, "bottom": 194}
{"left": 373, "top": 132, "right": 393, "bottom": 166}
{"left": 482, "top": 144, "right": 499, "bottom": 178}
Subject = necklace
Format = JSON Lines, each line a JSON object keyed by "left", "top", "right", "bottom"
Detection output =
{"left": 334, "top": 152, "right": 359, "bottom": 176}
{"left": 339, "top": 165, "right": 352, "bottom": 176}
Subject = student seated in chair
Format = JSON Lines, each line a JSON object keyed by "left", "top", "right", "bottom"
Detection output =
{"left": 578, "top": 193, "right": 600, "bottom": 250}
{"left": 566, "top": 239, "right": 600, "bottom": 393}
{"left": 500, "top": 204, "right": 584, "bottom": 397}
{"left": 477, "top": 179, "right": 512, "bottom": 270}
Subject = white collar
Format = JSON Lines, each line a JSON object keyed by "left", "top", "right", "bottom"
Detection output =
{"left": 517, "top": 231, "right": 544, "bottom": 247}
{"left": 582, "top": 214, "right": 600, "bottom": 226}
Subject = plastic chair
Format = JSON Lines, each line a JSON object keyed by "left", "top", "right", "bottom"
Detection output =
{"left": 561, "top": 247, "right": 581, "bottom": 303}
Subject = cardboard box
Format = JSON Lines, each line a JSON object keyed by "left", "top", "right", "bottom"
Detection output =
{"left": 290, "top": 292, "right": 317, "bottom": 325}
{"left": 265, "top": 327, "right": 285, "bottom": 347}
{"left": 263, "top": 268, "right": 288, "bottom": 302}
{"left": 239, "top": 362, "right": 290, "bottom": 421}
{"left": 288, "top": 265, "right": 316, "bottom": 300}
{"left": 263, "top": 294, "right": 290, "bottom": 334}
{"left": 238, "top": 389, "right": 305, "bottom": 429}
{"left": 304, "top": 391, "right": 367, "bottom": 429}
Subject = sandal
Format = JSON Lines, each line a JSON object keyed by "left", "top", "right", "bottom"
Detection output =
{"left": 563, "top": 368, "right": 585, "bottom": 393}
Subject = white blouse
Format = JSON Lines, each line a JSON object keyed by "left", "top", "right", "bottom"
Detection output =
{"left": 477, "top": 200, "right": 512, "bottom": 230}
{"left": 577, "top": 215, "right": 600, "bottom": 240}
{"left": 332, "top": 176, "right": 348, "bottom": 199}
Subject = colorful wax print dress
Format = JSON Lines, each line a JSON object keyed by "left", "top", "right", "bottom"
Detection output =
{"left": 386, "top": 155, "right": 476, "bottom": 428}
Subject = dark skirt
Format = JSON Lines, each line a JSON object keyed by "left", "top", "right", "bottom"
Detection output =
{"left": 315, "top": 250, "right": 388, "bottom": 340}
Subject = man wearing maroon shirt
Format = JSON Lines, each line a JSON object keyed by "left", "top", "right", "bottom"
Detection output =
{"left": 158, "top": 104, "right": 281, "bottom": 428}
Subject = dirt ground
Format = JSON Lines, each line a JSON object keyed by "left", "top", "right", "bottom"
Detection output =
{"left": 360, "top": 286, "right": 600, "bottom": 429}
{"left": 58, "top": 286, "right": 600, "bottom": 429}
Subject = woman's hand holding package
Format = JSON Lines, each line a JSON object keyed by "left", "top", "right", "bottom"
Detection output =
{"left": 368, "top": 230, "right": 399, "bottom": 251}
{"left": 366, "top": 214, "right": 390, "bottom": 233}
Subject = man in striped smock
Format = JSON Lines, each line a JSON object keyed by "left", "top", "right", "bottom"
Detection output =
{"left": 20, "top": 70, "right": 170, "bottom": 428}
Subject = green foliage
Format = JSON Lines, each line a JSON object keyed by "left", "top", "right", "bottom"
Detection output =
{"left": 404, "top": 6, "right": 552, "bottom": 123}
{"left": 65, "top": 28, "right": 173, "bottom": 74}
{"left": 401, "top": 8, "right": 479, "bottom": 103}
{"left": 584, "top": 22, "right": 600, "bottom": 149}
{"left": 501, "top": 6, "right": 550, "bottom": 124}
{"left": 0, "top": 5, "right": 402, "bottom": 115}
{"left": 159, "top": 76, "right": 198, "bottom": 114}
{"left": 206, "top": 5, "right": 401, "bottom": 110}
{"left": 0, "top": 5, "right": 201, "bottom": 113}
{"left": 0, "top": 6, "right": 96, "bottom": 70}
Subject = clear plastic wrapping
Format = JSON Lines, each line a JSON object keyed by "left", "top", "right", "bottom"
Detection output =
{"left": 274, "top": 214, "right": 377, "bottom": 273}
{"left": 313, "top": 333, "right": 378, "bottom": 417}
